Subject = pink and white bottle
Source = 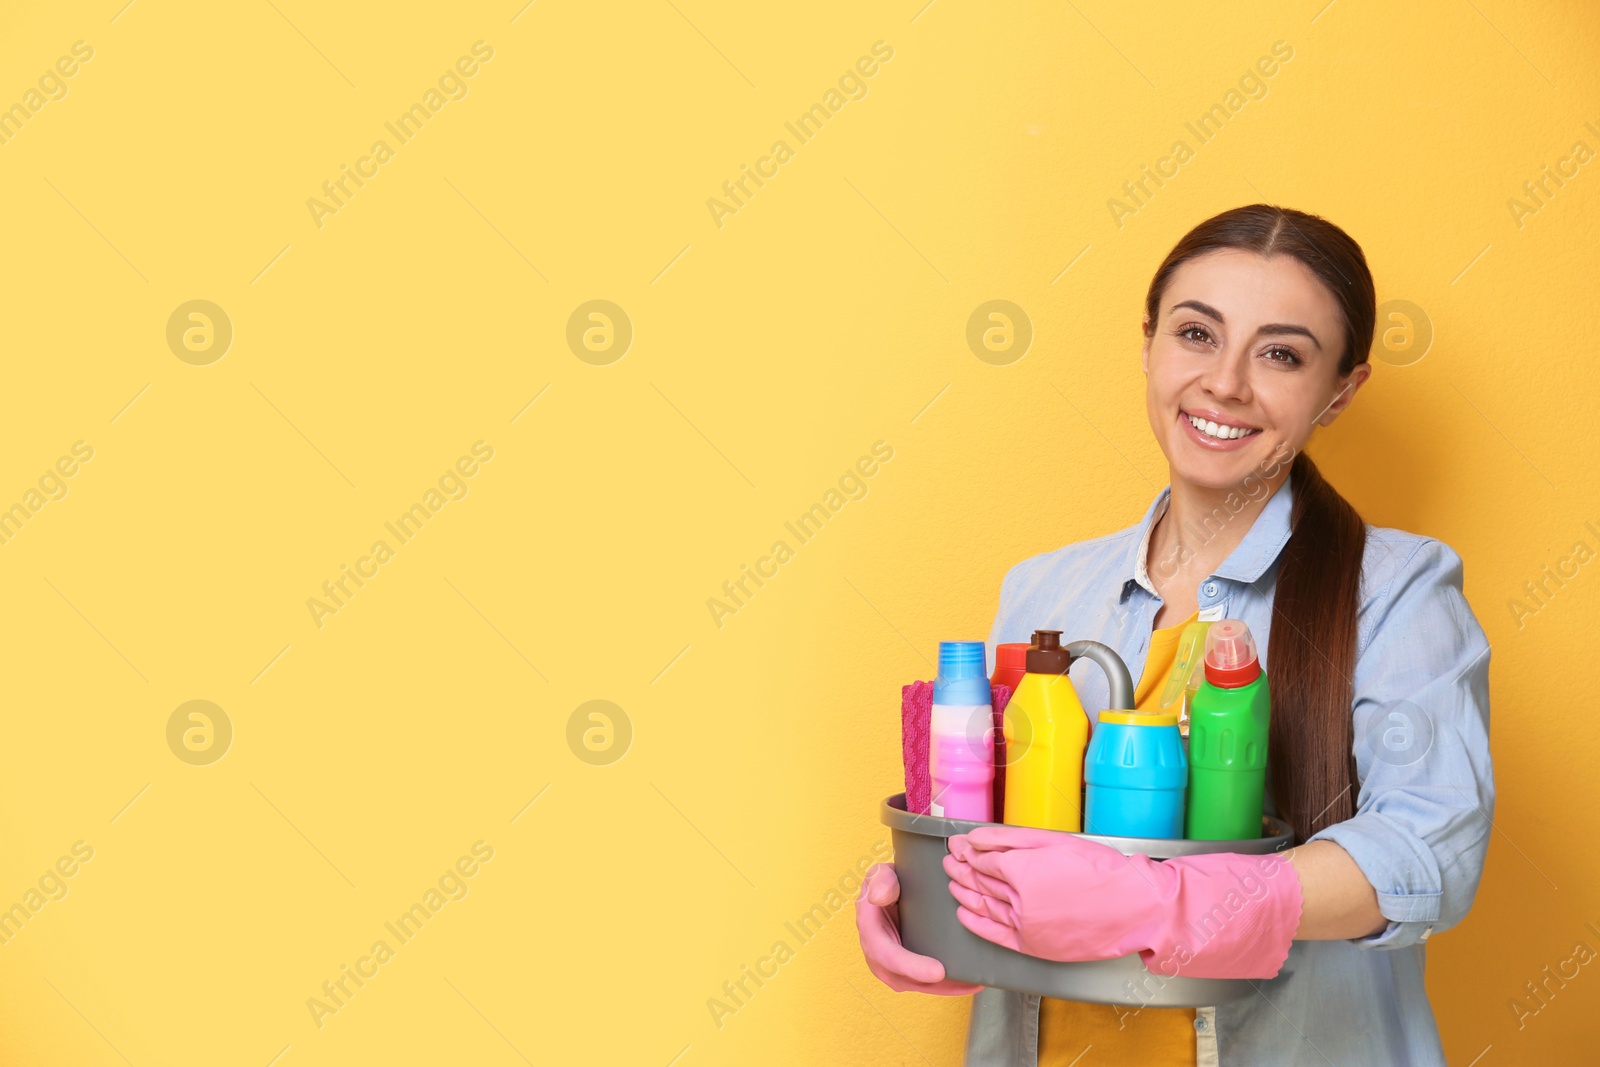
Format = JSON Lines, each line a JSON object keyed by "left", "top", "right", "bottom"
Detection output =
{"left": 929, "top": 641, "right": 994, "bottom": 821}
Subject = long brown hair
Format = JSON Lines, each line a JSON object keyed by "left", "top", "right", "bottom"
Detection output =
{"left": 1142, "top": 204, "right": 1376, "bottom": 843}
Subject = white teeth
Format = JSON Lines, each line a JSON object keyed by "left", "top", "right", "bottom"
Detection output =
{"left": 1188, "top": 414, "right": 1257, "bottom": 440}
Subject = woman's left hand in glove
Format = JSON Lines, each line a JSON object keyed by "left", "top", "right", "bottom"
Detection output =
{"left": 943, "top": 824, "right": 1303, "bottom": 980}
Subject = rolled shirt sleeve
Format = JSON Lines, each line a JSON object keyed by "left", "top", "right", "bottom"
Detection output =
{"left": 1307, "top": 537, "right": 1494, "bottom": 949}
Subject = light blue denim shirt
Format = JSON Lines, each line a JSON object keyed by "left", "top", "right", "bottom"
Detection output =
{"left": 963, "top": 471, "right": 1494, "bottom": 1066}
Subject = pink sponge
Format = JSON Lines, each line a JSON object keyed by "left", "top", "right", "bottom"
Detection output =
{"left": 900, "top": 680, "right": 1014, "bottom": 818}
{"left": 900, "top": 681, "right": 935, "bottom": 814}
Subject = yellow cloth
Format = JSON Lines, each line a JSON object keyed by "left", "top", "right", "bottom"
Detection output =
{"left": 1037, "top": 611, "right": 1200, "bottom": 1067}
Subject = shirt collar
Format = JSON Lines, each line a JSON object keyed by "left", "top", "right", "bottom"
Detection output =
{"left": 1123, "top": 471, "right": 1297, "bottom": 599}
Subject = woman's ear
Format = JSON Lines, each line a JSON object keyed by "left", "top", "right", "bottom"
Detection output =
{"left": 1141, "top": 318, "right": 1152, "bottom": 374}
{"left": 1317, "top": 363, "right": 1372, "bottom": 426}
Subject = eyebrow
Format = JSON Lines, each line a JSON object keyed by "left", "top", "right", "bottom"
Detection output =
{"left": 1169, "top": 299, "right": 1323, "bottom": 351}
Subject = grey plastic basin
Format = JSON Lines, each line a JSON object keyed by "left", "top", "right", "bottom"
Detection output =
{"left": 881, "top": 792, "right": 1293, "bottom": 1007}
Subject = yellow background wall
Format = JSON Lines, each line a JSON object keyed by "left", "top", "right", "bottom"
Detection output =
{"left": 0, "top": 1, "right": 1595, "bottom": 1064}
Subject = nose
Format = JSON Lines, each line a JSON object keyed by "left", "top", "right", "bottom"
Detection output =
{"left": 1199, "top": 343, "right": 1252, "bottom": 405}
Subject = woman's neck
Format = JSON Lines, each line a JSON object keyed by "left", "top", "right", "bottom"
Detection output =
{"left": 1147, "top": 469, "right": 1290, "bottom": 591}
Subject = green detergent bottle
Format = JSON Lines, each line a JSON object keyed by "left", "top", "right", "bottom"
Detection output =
{"left": 1184, "top": 619, "right": 1270, "bottom": 840}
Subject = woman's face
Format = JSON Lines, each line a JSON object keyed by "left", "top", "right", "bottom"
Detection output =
{"left": 1142, "top": 249, "right": 1369, "bottom": 492}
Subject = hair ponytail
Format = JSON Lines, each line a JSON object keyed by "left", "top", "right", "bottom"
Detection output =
{"left": 1269, "top": 452, "right": 1366, "bottom": 841}
{"left": 1143, "top": 204, "right": 1377, "bottom": 844}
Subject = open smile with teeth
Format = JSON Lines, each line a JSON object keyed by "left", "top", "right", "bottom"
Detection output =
{"left": 1185, "top": 412, "right": 1262, "bottom": 441}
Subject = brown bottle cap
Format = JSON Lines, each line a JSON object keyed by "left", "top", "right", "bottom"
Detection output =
{"left": 1025, "top": 629, "right": 1071, "bottom": 674}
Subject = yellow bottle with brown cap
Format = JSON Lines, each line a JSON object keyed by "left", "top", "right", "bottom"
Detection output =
{"left": 1002, "top": 631, "right": 1137, "bottom": 832}
{"left": 1002, "top": 631, "right": 1091, "bottom": 831}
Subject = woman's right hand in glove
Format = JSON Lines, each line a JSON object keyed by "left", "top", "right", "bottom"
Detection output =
{"left": 856, "top": 862, "right": 985, "bottom": 995}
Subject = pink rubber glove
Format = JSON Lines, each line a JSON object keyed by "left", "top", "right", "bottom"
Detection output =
{"left": 944, "top": 825, "right": 1302, "bottom": 980}
{"left": 856, "top": 863, "right": 985, "bottom": 995}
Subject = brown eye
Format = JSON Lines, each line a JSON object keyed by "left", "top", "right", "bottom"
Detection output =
{"left": 1263, "top": 346, "right": 1301, "bottom": 366}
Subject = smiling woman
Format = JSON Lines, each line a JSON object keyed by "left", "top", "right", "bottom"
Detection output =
{"left": 858, "top": 204, "right": 1495, "bottom": 1067}
{"left": 1141, "top": 248, "right": 1370, "bottom": 519}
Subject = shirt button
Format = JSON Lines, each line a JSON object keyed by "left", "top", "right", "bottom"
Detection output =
{"left": 1194, "top": 1016, "right": 1208, "bottom": 1032}
{"left": 1202, "top": 581, "right": 1219, "bottom": 598}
